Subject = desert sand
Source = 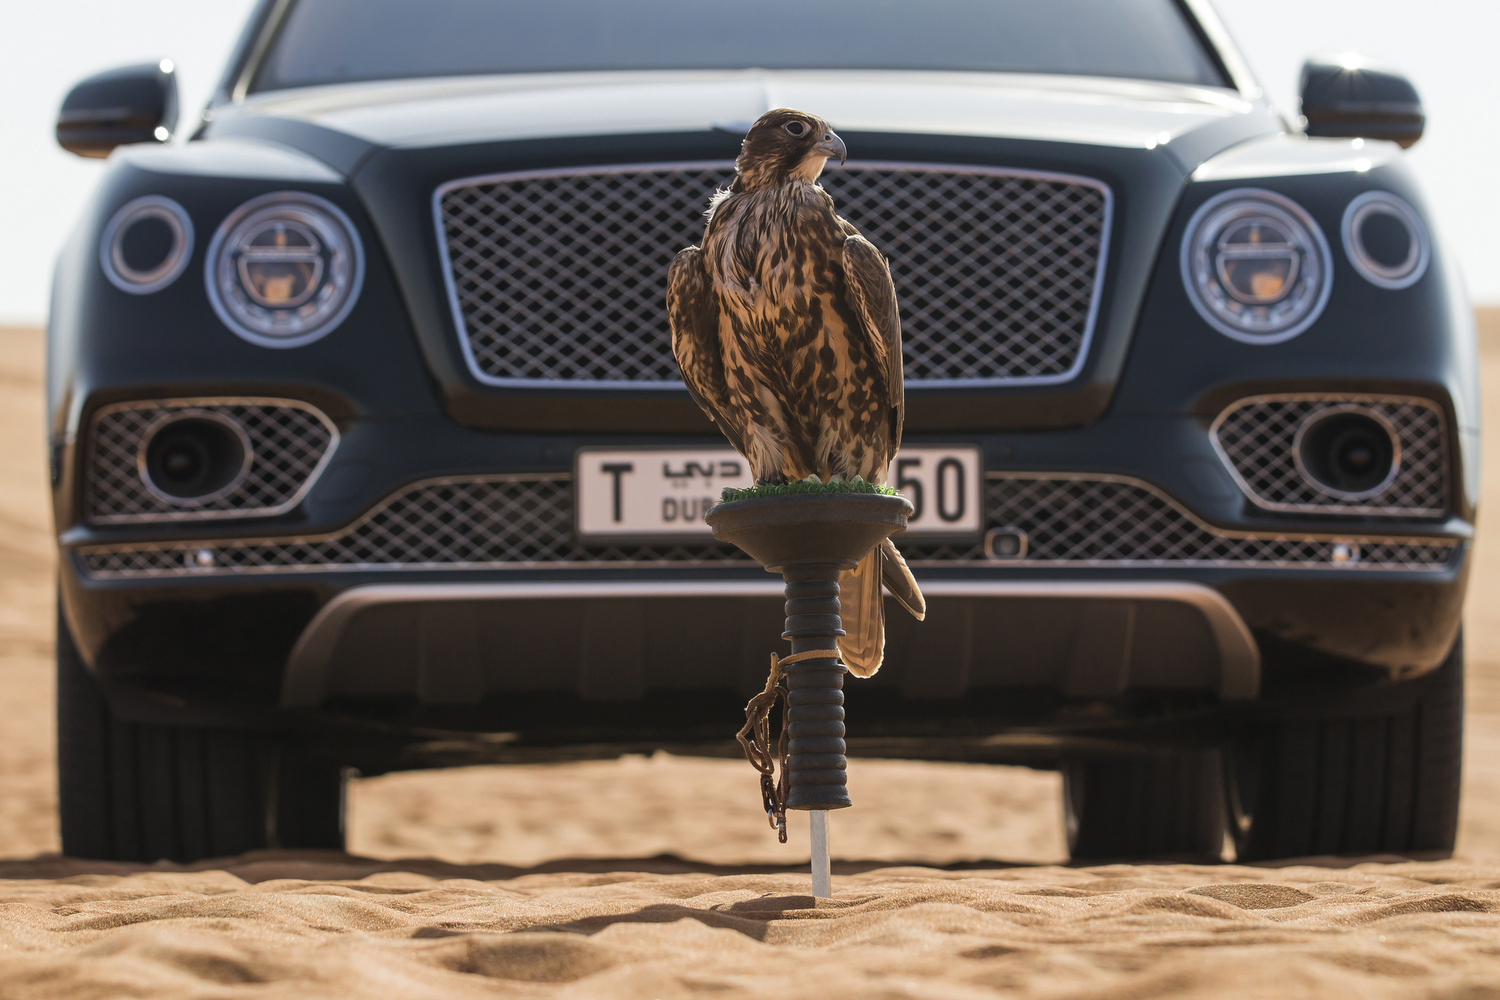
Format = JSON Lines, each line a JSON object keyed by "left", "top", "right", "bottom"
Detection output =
{"left": 0, "top": 315, "right": 1498, "bottom": 996}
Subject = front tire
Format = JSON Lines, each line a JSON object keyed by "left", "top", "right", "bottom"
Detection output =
{"left": 1063, "top": 748, "right": 1226, "bottom": 862}
{"left": 56, "top": 611, "right": 345, "bottom": 862}
{"left": 1228, "top": 632, "right": 1463, "bottom": 862}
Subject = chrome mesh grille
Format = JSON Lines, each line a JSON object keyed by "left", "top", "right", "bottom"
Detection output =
{"left": 86, "top": 399, "right": 337, "bottom": 523}
{"left": 78, "top": 472, "right": 1455, "bottom": 578}
{"left": 1211, "top": 395, "right": 1446, "bottom": 516}
{"left": 435, "top": 161, "right": 1111, "bottom": 387}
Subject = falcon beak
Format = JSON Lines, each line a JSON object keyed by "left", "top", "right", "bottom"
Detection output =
{"left": 814, "top": 130, "right": 847, "bottom": 165}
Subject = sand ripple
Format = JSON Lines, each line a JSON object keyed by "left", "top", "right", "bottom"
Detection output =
{"left": 4, "top": 858, "right": 1500, "bottom": 998}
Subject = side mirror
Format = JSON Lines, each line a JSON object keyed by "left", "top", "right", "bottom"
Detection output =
{"left": 56, "top": 60, "right": 179, "bottom": 158}
{"left": 1299, "top": 55, "right": 1424, "bottom": 148}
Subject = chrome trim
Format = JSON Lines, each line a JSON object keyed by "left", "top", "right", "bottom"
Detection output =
{"left": 85, "top": 397, "right": 340, "bottom": 524}
{"left": 1209, "top": 393, "right": 1447, "bottom": 517}
{"left": 433, "top": 160, "right": 1113, "bottom": 389}
{"left": 230, "top": 0, "right": 294, "bottom": 103}
{"left": 1178, "top": 0, "right": 1265, "bottom": 100}
{"left": 280, "top": 579, "right": 1260, "bottom": 706}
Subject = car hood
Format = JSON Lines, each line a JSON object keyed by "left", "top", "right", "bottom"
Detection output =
{"left": 207, "top": 69, "right": 1275, "bottom": 161}
{"left": 189, "top": 69, "right": 1287, "bottom": 436}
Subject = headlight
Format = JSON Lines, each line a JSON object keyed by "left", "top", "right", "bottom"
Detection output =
{"left": 205, "top": 192, "right": 364, "bottom": 348}
{"left": 1180, "top": 189, "right": 1332, "bottom": 344}
{"left": 1342, "top": 191, "right": 1429, "bottom": 290}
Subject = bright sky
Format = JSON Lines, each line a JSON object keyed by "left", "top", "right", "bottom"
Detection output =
{"left": 0, "top": 0, "right": 1496, "bottom": 326}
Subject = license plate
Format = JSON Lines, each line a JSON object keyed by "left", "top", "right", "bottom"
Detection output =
{"left": 575, "top": 446, "right": 982, "bottom": 541}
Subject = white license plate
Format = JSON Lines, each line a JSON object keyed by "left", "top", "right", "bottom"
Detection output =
{"left": 575, "top": 446, "right": 982, "bottom": 541}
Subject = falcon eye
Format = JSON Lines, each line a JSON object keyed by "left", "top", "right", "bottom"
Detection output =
{"left": 783, "top": 121, "right": 808, "bottom": 137}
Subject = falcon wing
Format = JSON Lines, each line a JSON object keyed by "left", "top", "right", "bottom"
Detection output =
{"left": 667, "top": 246, "right": 746, "bottom": 456}
{"left": 839, "top": 228, "right": 925, "bottom": 624}
{"left": 839, "top": 230, "right": 905, "bottom": 457}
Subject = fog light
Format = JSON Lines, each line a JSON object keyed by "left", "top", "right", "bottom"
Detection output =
{"left": 1294, "top": 406, "right": 1400, "bottom": 500}
{"left": 140, "top": 412, "right": 252, "bottom": 504}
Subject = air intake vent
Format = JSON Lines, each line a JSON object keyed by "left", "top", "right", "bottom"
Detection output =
{"left": 79, "top": 472, "right": 1454, "bottom": 577}
{"left": 86, "top": 398, "right": 338, "bottom": 523}
{"left": 1211, "top": 394, "right": 1446, "bottom": 516}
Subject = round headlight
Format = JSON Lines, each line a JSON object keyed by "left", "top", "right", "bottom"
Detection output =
{"left": 205, "top": 192, "right": 364, "bottom": 348}
{"left": 1180, "top": 189, "right": 1332, "bottom": 345}
{"left": 100, "top": 195, "right": 194, "bottom": 295}
{"left": 1342, "top": 191, "right": 1429, "bottom": 290}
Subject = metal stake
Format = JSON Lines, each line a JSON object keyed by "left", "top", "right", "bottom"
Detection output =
{"left": 810, "top": 809, "right": 831, "bottom": 898}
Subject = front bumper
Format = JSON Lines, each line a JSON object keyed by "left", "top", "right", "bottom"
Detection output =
{"left": 58, "top": 418, "right": 1471, "bottom": 722}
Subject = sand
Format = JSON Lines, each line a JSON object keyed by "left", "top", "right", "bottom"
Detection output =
{"left": 0, "top": 314, "right": 1497, "bottom": 996}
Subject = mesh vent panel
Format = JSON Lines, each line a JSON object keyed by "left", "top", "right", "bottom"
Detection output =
{"left": 968, "top": 475, "right": 1454, "bottom": 568}
{"left": 436, "top": 162, "right": 1110, "bottom": 386}
{"left": 1211, "top": 395, "right": 1446, "bottom": 516}
{"left": 86, "top": 399, "right": 337, "bottom": 523}
{"left": 80, "top": 473, "right": 1455, "bottom": 578}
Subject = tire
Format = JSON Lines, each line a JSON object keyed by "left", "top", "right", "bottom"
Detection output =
{"left": 1063, "top": 748, "right": 1226, "bottom": 862}
{"left": 56, "top": 611, "right": 346, "bottom": 862}
{"left": 1228, "top": 632, "right": 1463, "bottom": 862}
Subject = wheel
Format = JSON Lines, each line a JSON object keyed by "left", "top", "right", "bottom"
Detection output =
{"left": 1228, "top": 632, "right": 1463, "bottom": 862}
{"left": 1063, "top": 748, "right": 1226, "bottom": 862}
{"left": 56, "top": 610, "right": 346, "bottom": 862}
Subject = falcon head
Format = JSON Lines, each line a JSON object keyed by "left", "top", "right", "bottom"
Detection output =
{"left": 733, "top": 109, "right": 847, "bottom": 191}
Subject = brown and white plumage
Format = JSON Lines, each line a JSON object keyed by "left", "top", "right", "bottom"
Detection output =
{"left": 667, "top": 108, "right": 924, "bottom": 675}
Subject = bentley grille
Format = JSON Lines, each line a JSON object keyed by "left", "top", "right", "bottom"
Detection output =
{"left": 435, "top": 161, "right": 1112, "bottom": 387}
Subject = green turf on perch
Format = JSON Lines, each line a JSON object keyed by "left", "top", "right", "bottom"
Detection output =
{"left": 720, "top": 477, "right": 898, "bottom": 504}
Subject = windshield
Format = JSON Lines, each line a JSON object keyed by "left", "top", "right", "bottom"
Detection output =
{"left": 252, "top": 0, "right": 1228, "bottom": 92}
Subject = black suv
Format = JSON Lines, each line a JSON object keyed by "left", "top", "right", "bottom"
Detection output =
{"left": 51, "top": 0, "right": 1474, "bottom": 864}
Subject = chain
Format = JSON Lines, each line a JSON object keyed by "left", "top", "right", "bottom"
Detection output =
{"left": 736, "top": 649, "right": 841, "bottom": 844}
{"left": 738, "top": 653, "right": 789, "bottom": 841}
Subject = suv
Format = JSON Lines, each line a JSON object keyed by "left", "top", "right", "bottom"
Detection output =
{"left": 51, "top": 0, "right": 1473, "bottom": 864}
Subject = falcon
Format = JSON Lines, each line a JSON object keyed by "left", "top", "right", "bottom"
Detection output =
{"left": 667, "top": 108, "right": 925, "bottom": 675}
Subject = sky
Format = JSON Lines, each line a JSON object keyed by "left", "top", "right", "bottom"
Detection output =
{"left": 0, "top": 0, "right": 1496, "bottom": 326}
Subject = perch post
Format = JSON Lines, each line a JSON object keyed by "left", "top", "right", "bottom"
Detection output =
{"left": 707, "top": 491, "right": 913, "bottom": 898}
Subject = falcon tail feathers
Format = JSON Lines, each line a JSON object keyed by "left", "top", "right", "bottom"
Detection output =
{"left": 880, "top": 537, "right": 925, "bottom": 621}
{"left": 837, "top": 547, "right": 886, "bottom": 678}
{"left": 837, "top": 540, "right": 927, "bottom": 677}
